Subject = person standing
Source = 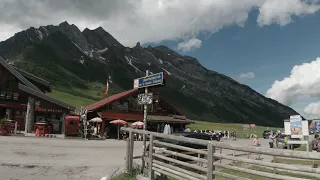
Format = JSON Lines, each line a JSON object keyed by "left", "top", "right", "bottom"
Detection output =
{"left": 312, "top": 134, "right": 320, "bottom": 152}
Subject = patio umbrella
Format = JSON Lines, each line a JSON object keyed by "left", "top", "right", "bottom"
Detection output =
{"left": 132, "top": 121, "right": 144, "bottom": 127}
{"left": 89, "top": 117, "right": 103, "bottom": 123}
{"left": 110, "top": 119, "right": 127, "bottom": 139}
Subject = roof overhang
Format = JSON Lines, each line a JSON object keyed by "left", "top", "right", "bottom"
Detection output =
{"left": 14, "top": 67, "right": 52, "bottom": 92}
{"left": 0, "top": 57, "right": 42, "bottom": 92}
{"left": 18, "top": 83, "right": 76, "bottom": 111}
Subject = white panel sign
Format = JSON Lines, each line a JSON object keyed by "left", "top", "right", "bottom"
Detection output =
{"left": 284, "top": 121, "right": 291, "bottom": 135}
{"left": 302, "top": 121, "right": 309, "bottom": 136}
{"left": 137, "top": 93, "right": 153, "bottom": 105}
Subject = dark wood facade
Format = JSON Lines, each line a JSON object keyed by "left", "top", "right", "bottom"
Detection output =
{"left": 0, "top": 57, "right": 75, "bottom": 134}
{"left": 85, "top": 89, "right": 191, "bottom": 136}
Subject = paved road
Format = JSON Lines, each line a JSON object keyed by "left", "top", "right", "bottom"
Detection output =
{"left": 0, "top": 136, "right": 143, "bottom": 180}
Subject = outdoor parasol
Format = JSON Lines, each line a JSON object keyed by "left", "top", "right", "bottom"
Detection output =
{"left": 89, "top": 117, "right": 103, "bottom": 123}
{"left": 132, "top": 121, "right": 144, "bottom": 127}
{"left": 110, "top": 119, "right": 127, "bottom": 139}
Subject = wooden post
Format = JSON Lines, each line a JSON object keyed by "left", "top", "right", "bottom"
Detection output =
{"left": 207, "top": 144, "right": 214, "bottom": 180}
{"left": 126, "top": 136, "right": 130, "bottom": 172}
{"left": 129, "top": 131, "right": 134, "bottom": 170}
{"left": 24, "top": 97, "right": 35, "bottom": 133}
{"left": 148, "top": 135, "right": 154, "bottom": 179}
{"left": 14, "top": 121, "right": 18, "bottom": 134}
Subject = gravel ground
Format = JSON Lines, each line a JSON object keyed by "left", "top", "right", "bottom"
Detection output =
{"left": 0, "top": 136, "right": 273, "bottom": 180}
{"left": 0, "top": 136, "right": 143, "bottom": 180}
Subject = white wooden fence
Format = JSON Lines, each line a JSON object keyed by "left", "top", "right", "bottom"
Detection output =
{"left": 121, "top": 127, "right": 320, "bottom": 180}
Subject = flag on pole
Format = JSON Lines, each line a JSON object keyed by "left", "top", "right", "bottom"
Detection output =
{"left": 104, "top": 80, "right": 109, "bottom": 95}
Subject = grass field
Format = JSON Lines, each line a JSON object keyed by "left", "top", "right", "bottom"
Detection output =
{"left": 48, "top": 89, "right": 96, "bottom": 109}
{"left": 188, "top": 120, "right": 281, "bottom": 138}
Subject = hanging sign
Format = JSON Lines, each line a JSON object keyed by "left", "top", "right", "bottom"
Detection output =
{"left": 137, "top": 93, "right": 153, "bottom": 105}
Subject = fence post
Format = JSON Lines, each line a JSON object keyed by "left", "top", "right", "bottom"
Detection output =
{"left": 207, "top": 143, "right": 214, "bottom": 180}
{"left": 129, "top": 131, "right": 134, "bottom": 171}
{"left": 148, "top": 134, "right": 154, "bottom": 179}
{"left": 126, "top": 133, "right": 130, "bottom": 172}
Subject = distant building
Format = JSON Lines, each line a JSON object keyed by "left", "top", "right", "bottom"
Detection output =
{"left": 85, "top": 88, "right": 192, "bottom": 137}
{"left": 0, "top": 57, "right": 75, "bottom": 135}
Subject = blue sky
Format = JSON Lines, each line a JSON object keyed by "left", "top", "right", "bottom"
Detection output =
{"left": 146, "top": 10, "right": 320, "bottom": 116}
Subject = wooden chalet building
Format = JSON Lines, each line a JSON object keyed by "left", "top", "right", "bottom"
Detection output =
{"left": 85, "top": 88, "right": 192, "bottom": 137}
{"left": 0, "top": 57, "right": 75, "bottom": 135}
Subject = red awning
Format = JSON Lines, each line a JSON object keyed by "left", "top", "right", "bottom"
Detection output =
{"left": 0, "top": 103, "right": 26, "bottom": 109}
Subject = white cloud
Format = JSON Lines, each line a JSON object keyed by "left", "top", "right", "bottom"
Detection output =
{"left": 177, "top": 38, "right": 202, "bottom": 52}
{"left": 0, "top": 0, "right": 320, "bottom": 46}
{"left": 266, "top": 57, "right": 320, "bottom": 105}
{"left": 304, "top": 102, "right": 320, "bottom": 118}
{"left": 257, "top": 0, "right": 320, "bottom": 26}
{"left": 239, "top": 72, "right": 255, "bottom": 79}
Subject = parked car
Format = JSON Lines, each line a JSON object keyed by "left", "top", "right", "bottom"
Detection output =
{"left": 263, "top": 130, "right": 272, "bottom": 139}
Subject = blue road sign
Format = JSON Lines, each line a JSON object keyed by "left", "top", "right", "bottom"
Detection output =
{"left": 133, "top": 72, "right": 164, "bottom": 88}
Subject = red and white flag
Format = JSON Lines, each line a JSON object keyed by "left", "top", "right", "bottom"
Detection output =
{"left": 104, "top": 80, "right": 109, "bottom": 95}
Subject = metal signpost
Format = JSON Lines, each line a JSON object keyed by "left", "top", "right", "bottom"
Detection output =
{"left": 133, "top": 71, "right": 164, "bottom": 173}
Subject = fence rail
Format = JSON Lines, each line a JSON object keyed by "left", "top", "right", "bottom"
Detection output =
{"left": 121, "top": 127, "right": 320, "bottom": 180}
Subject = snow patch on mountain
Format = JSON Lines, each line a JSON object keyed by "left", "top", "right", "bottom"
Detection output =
{"left": 36, "top": 29, "right": 43, "bottom": 40}
{"left": 79, "top": 56, "right": 85, "bottom": 64}
{"left": 99, "top": 56, "right": 106, "bottom": 61}
{"left": 165, "top": 61, "right": 172, "bottom": 66}
{"left": 73, "top": 42, "right": 85, "bottom": 53}
{"left": 125, "top": 55, "right": 142, "bottom": 72}
{"left": 41, "top": 26, "right": 49, "bottom": 36}
{"left": 161, "top": 68, "right": 171, "bottom": 75}
{"left": 158, "top": 59, "right": 163, "bottom": 64}
{"left": 97, "top": 47, "right": 108, "bottom": 54}
{"left": 147, "top": 63, "right": 151, "bottom": 66}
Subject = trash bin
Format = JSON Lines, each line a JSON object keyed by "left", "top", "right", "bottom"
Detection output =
{"left": 269, "top": 142, "right": 274, "bottom": 148}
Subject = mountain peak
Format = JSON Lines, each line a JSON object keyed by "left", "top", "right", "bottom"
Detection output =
{"left": 95, "top": 26, "right": 105, "bottom": 32}
{"left": 59, "top": 21, "right": 70, "bottom": 26}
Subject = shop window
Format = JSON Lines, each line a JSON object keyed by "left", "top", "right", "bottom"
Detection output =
{"left": 0, "top": 91, "right": 5, "bottom": 99}
{"left": 148, "top": 104, "right": 153, "bottom": 112}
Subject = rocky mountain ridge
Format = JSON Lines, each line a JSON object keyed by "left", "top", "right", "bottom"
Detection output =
{"left": 0, "top": 21, "right": 300, "bottom": 126}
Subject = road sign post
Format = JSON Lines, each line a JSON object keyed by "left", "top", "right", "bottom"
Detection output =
{"left": 134, "top": 71, "right": 164, "bottom": 173}
{"left": 141, "top": 70, "right": 149, "bottom": 173}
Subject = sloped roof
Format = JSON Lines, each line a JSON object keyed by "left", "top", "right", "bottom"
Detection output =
{"left": 18, "top": 83, "right": 75, "bottom": 110}
{"left": 147, "top": 115, "right": 193, "bottom": 124}
{"left": 14, "top": 67, "right": 51, "bottom": 92}
{"left": 85, "top": 89, "right": 138, "bottom": 111}
{"left": 1, "top": 56, "right": 74, "bottom": 111}
{"left": 85, "top": 88, "right": 183, "bottom": 116}
{"left": 0, "top": 57, "right": 41, "bottom": 92}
